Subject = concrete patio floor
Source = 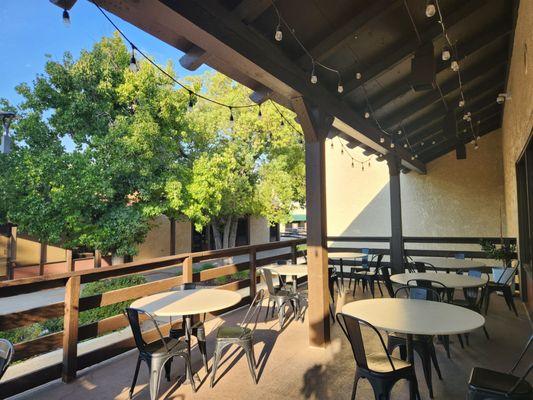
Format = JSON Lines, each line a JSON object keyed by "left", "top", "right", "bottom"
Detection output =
{"left": 12, "top": 284, "right": 532, "bottom": 400}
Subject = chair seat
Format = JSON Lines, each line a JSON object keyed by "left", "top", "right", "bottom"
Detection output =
{"left": 469, "top": 367, "right": 532, "bottom": 396}
{"left": 388, "top": 332, "right": 433, "bottom": 343}
{"left": 273, "top": 289, "right": 297, "bottom": 298}
{"left": 144, "top": 337, "right": 186, "bottom": 357}
{"left": 217, "top": 326, "right": 252, "bottom": 339}
{"left": 366, "top": 353, "right": 411, "bottom": 373}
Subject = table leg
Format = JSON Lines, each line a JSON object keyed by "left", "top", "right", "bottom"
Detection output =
{"left": 340, "top": 259, "right": 345, "bottom": 290}
{"left": 406, "top": 333, "right": 416, "bottom": 400}
{"left": 183, "top": 315, "right": 194, "bottom": 384}
{"left": 293, "top": 274, "right": 298, "bottom": 293}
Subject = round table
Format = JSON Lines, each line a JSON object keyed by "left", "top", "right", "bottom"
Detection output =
{"left": 131, "top": 289, "right": 241, "bottom": 381}
{"left": 413, "top": 257, "right": 486, "bottom": 272}
{"left": 390, "top": 272, "right": 488, "bottom": 288}
{"left": 329, "top": 252, "right": 368, "bottom": 289}
{"left": 342, "top": 298, "right": 485, "bottom": 399}
{"left": 264, "top": 264, "right": 308, "bottom": 292}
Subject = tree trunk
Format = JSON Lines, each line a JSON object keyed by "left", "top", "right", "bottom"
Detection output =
{"left": 211, "top": 222, "right": 222, "bottom": 250}
{"left": 228, "top": 217, "right": 239, "bottom": 248}
{"left": 222, "top": 216, "right": 232, "bottom": 249}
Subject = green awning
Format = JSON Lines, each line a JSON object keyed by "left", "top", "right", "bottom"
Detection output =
{"left": 291, "top": 214, "right": 306, "bottom": 222}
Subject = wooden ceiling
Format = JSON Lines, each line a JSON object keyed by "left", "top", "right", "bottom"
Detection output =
{"left": 98, "top": 0, "right": 518, "bottom": 170}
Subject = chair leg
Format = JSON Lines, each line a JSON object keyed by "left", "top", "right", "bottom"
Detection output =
{"left": 351, "top": 372, "right": 360, "bottom": 400}
{"left": 129, "top": 356, "right": 142, "bottom": 399}
{"left": 465, "top": 333, "right": 470, "bottom": 346}
{"left": 369, "top": 278, "right": 375, "bottom": 298}
{"left": 210, "top": 344, "right": 222, "bottom": 388}
{"left": 440, "top": 335, "right": 451, "bottom": 358}
{"left": 429, "top": 343, "right": 442, "bottom": 380}
{"left": 182, "top": 354, "right": 196, "bottom": 393}
{"left": 483, "top": 289, "right": 492, "bottom": 315}
{"left": 377, "top": 280, "right": 383, "bottom": 297}
{"left": 482, "top": 325, "right": 490, "bottom": 340}
{"left": 503, "top": 287, "right": 518, "bottom": 316}
{"left": 457, "top": 334, "right": 464, "bottom": 349}
{"left": 419, "top": 346, "right": 434, "bottom": 398}
{"left": 264, "top": 300, "right": 270, "bottom": 322}
{"left": 149, "top": 361, "right": 164, "bottom": 400}
{"left": 164, "top": 357, "right": 172, "bottom": 382}
{"left": 244, "top": 344, "right": 257, "bottom": 384}
{"left": 198, "top": 339, "right": 209, "bottom": 373}
{"left": 278, "top": 303, "right": 286, "bottom": 328}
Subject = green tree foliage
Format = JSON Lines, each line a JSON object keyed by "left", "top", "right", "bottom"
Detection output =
{"left": 0, "top": 33, "right": 304, "bottom": 253}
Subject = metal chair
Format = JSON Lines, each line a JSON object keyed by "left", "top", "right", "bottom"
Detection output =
{"left": 210, "top": 289, "right": 265, "bottom": 387}
{"left": 483, "top": 261, "right": 519, "bottom": 316}
{"left": 169, "top": 283, "right": 208, "bottom": 373}
{"left": 125, "top": 307, "right": 196, "bottom": 399}
{"left": 413, "top": 261, "right": 438, "bottom": 273}
{"left": 348, "top": 248, "right": 370, "bottom": 290}
{"left": 454, "top": 271, "right": 490, "bottom": 341}
{"left": 390, "top": 285, "right": 443, "bottom": 398}
{"left": 376, "top": 265, "right": 394, "bottom": 298}
{"left": 337, "top": 312, "right": 420, "bottom": 400}
{"left": 262, "top": 268, "right": 300, "bottom": 328}
{"left": 468, "top": 335, "right": 532, "bottom": 399}
{"left": 0, "top": 339, "right": 14, "bottom": 381}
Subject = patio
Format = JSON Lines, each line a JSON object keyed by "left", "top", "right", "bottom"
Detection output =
{"left": 10, "top": 283, "right": 531, "bottom": 400}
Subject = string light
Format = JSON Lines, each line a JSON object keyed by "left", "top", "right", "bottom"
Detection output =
{"left": 310, "top": 63, "right": 318, "bottom": 84}
{"left": 459, "top": 99, "right": 465, "bottom": 108}
{"left": 275, "top": 24, "right": 283, "bottom": 41}
{"left": 425, "top": 0, "right": 437, "bottom": 17}
{"left": 451, "top": 59, "right": 459, "bottom": 72}
{"left": 332, "top": 137, "right": 372, "bottom": 172}
{"left": 229, "top": 107, "right": 234, "bottom": 127}
{"left": 187, "top": 91, "right": 194, "bottom": 112}
{"left": 257, "top": 105, "right": 262, "bottom": 120}
{"left": 379, "top": 137, "right": 385, "bottom": 143}
{"left": 364, "top": 111, "right": 370, "bottom": 119}
{"left": 441, "top": 46, "right": 451, "bottom": 61}
{"left": 355, "top": 72, "right": 362, "bottom": 80}
{"left": 129, "top": 45, "right": 138, "bottom": 73}
{"left": 62, "top": 8, "right": 71, "bottom": 26}
{"left": 337, "top": 79, "right": 344, "bottom": 93}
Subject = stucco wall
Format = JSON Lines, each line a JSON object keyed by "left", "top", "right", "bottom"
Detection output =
{"left": 502, "top": 0, "right": 533, "bottom": 237}
{"left": 15, "top": 235, "right": 65, "bottom": 267}
{"left": 249, "top": 216, "right": 270, "bottom": 245}
{"left": 326, "top": 130, "right": 504, "bottom": 239}
{"left": 135, "top": 216, "right": 191, "bottom": 260}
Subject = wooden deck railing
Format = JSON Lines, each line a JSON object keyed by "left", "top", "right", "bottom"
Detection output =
{"left": 0, "top": 238, "right": 306, "bottom": 398}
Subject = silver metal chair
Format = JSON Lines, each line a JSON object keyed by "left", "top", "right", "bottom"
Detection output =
{"left": 0, "top": 339, "right": 14, "bottom": 380}
{"left": 125, "top": 307, "right": 196, "bottom": 399}
{"left": 210, "top": 289, "right": 265, "bottom": 387}
{"left": 262, "top": 268, "right": 300, "bottom": 328}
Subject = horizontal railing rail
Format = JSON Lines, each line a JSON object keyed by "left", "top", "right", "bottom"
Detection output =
{"left": 0, "top": 238, "right": 306, "bottom": 398}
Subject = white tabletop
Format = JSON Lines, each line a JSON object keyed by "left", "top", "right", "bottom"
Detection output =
{"left": 390, "top": 272, "right": 488, "bottom": 288}
{"left": 130, "top": 289, "right": 242, "bottom": 317}
{"left": 413, "top": 257, "right": 486, "bottom": 270}
{"left": 341, "top": 298, "right": 485, "bottom": 335}
{"left": 329, "top": 252, "right": 367, "bottom": 259}
{"left": 264, "top": 264, "right": 308, "bottom": 277}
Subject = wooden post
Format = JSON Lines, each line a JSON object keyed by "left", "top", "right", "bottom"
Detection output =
{"left": 66, "top": 249, "right": 74, "bottom": 272}
{"left": 386, "top": 154, "right": 405, "bottom": 273}
{"left": 182, "top": 255, "right": 193, "bottom": 283}
{"left": 39, "top": 242, "right": 47, "bottom": 276}
{"left": 170, "top": 217, "right": 176, "bottom": 255}
{"left": 249, "top": 248, "right": 257, "bottom": 298}
{"left": 291, "top": 244, "right": 298, "bottom": 264}
{"left": 94, "top": 250, "right": 101, "bottom": 268}
{"left": 62, "top": 275, "right": 81, "bottom": 382}
{"left": 292, "top": 97, "right": 332, "bottom": 348}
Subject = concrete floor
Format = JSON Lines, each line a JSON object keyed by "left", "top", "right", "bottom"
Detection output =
{"left": 12, "top": 284, "right": 532, "bottom": 400}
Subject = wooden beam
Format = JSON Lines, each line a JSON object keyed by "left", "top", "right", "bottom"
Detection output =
{"left": 98, "top": 0, "right": 425, "bottom": 173}
{"left": 386, "top": 153, "right": 405, "bottom": 273}
{"left": 39, "top": 242, "right": 47, "bottom": 276}
{"left": 298, "top": 0, "right": 402, "bottom": 64}
{"left": 66, "top": 249, "right": 73, "bottom": 272}
{"left": 179, "top": 44, "right": 210, "bottom": 70}
{"left": 233, "top": 0, "right": 271, "bottom": 24}
{"left": 342, "top": 0, "right": 487, "bottom": 96}
{"left": 170, "top": 217, "right": 176, "bottom": 255}
{"left": 292, "top": 97, "right": 331, "bottom": 347}
{"left": 370, "top": 23, "right": 512, "bottom": 111}
{"left": 62, "top": 275, "right": 80, "bottom": 382}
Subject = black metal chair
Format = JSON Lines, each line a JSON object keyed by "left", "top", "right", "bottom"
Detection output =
{"left": 328, "top": 266, "right": 340, "bottom": 323}
{"left": 376, "top": 265, "right": 394, "bottom": 298}
{"left": 168, "top": 283, "right": 208, "bottom": 373}
{"left": 125, "top": 307, "right": 196, "bottom": 399}
{"left": 389, "top": 285, "right": 443, "bottom": 398}
{"left": 262, "top": 268, "right": 300, "bottom": 328}
{"left": 337, "top": 312, "right": 420, "bottom": 400}
{"left": 454, "top": 272, "right": 490, "bottom": 341}
{"left": 211, "top": 289, "right": 265, "bottom": 387}
{"left": 467, "top": 335, "right": 532, "bottom": 399}
{"left": 483, "top": 261, "right": 519, "bottom": 316}
{"left": 413, "top": 261, "right": 438, "bottom": 273}
{"left": 352, "top": 254, "right": 385, "bottom": 298}
{"left": 0, "top": 339, "right": 14, "bottom": 381}
{"left": 348, "top": 248, "right": 371, "bottom": 290}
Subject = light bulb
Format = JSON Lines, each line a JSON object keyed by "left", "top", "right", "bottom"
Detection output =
{"left": 355, "top": 72, "right": 362, "bottom": 80}
{"left": 187, "top": 93, "right": 193, "bottom": 112}
{"left": 63, "top": 9, "right": 71, "bottom": 26}
{"left": 421, "top": 141, "right": 424, "bottom": 146}
{"left": 411, "top": 155, "right": 415, "bottom": 160}
{"left": 404, "top": 143, "right": 408, "bottom": 148}
{"left": 459, "top": 99, "right": 465, "bottom": 107}
{"left": 397, "top": 130, "right": 402, "bottom": 135}
{"left": 390, "top": 142, "right": 395, "bottom": 149}
{"left": 451, "top": 60, "right": 459, "bottom": 72}
{"left": 229, "top": 107, "right": 234, "bottom": 127}
{"left": 337, "top": 84, "right": 344, "bottom": 93}
{"left": 474, "top": 143, "right": 479, "bottom": 150}
{"left": 275, "top": 25, "right": 283, "bottom": 42}
{"left": 380, "top": 137, "right": 385, "bottom": 143}
{"left": 432, "top": 140, "right": 436, "bottom": 145}
{"left": 280, "top": 119, "right": 285, "bottom": 127}
{"left": 476, "top": 135, "right": 481, "bottom": 141}
{"left": 257, "top": 107, "right": 262, "bottom": 120}
{"left": 310, "top": 73, "right": 318, "bottom": 84}
{"left": 471, "top": 139, "right": 476, "bottom": 145}
{"left": 364, "top": 111, "right": 370, "bottom": 119}
{"left": 129, "top": 46, "right": 138, "bottom": 72}
{"left": 425, "top": 2, "right": 436, "bottom": 17}
{"left": 441, "top": 48, "right": 451, "bottom": 61}
{"left": 415, "top": 154, "right": 418, "bottom": 158}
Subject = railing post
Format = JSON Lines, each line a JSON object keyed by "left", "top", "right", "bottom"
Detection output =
{"left": 66, "top": 249, "right": 74, "bottom": 272}
{"left": 94, "top": 250, "right": 101, "bottom": 268}
{"left": 249, "top": 248, "right": 257, "bottom": 298}
{"left": 183, "top": 255, "right": 193, "bottom": 283}
{"left": 39, "top": 242, "right": 47, "bottom": 276}
{"left": 62, "top": 275, "right": 81, "bottom": 383}
{"left": 291, "top": 243, "right": 298, "bottom": 264}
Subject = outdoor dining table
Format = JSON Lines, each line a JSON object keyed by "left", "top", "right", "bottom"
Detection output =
{"left": 342, "top": 298, "right": 485, "bottom": 399}
{"left": 390, "top": 272, "right": 488, "bottom": 288}
{"left": 130, "top": 288, "right": 242, "bottom": 382}
{"left": 264, "top": 264, "right": 308, "bottom": 293}
{"left": 412, "top": 257, "right": 486, "bottom": 272}
{"left": 328, "top": 252, "right": 367, "bottom": 288}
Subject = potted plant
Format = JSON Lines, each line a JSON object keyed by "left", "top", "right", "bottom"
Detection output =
{"left": 479, "top": 239, "right": 517, "bottom": 268}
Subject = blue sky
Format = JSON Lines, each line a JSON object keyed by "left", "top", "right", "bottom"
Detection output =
{"left": 0, "top": 0, "right": 211, "bottom": 106}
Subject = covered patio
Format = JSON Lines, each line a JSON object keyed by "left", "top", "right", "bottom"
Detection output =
{"left": 1, "top": 0, "right": 532, "bottom": 399}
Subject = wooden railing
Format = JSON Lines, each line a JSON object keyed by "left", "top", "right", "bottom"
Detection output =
{"left": 0, "top": 238, "right": 306, "bottom": 398}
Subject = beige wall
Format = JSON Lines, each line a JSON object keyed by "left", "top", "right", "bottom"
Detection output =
{"left": 249, "top": 216, "right": 270, "bottom": 245}
{"left": 135, "top": 216, "right": 192, "bottom": 260}
{"left": 502, "top": 0, "right": 533, "bottom": 237}
{"left": 15, "top": 234, "right": 65, "bottom": 267}
{"left": 326, "top": 130, "right": 504, "bottom": 239}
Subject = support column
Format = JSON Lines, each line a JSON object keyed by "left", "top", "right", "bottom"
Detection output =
{"left": 386, "top": 154, "right": 405, "bottom": 273}
{"left": 292, "top": 97, "right": 332, "bottom": 348}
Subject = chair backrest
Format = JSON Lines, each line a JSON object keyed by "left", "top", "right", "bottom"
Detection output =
{"left": 241, "top": 289, "right": 266, "bottom": 333}
{"left": 454, "top": 253, "right": 466, "bottom": 260}
{"left": 395, "top": 283, "right": 442, "bottom": 302}
{"left": 361, "top": 248, "right": 370, "bottom": 268}
{"left": 508, "top": 335, "right": 533, "bottom": 395}
{"left": 493, "top": 260, "right": 519, "bottom": 285}
{"left": 125, "top": 307, "right": 168, "bottom": 354}
{"left": 336, "top": 313, "right": 395, "bottom": 372}
{"left": 0, "top": 339, "right": 14, "bottom": 380}
{"left": 414, "top": 262, "right": 437, "bottom": 273}
{"left": 409, "top": 279, "right": 448, "bottom": 301}
{"left": 262, "top": 268, "right": 278, "bottom": 295}
{"left": 377, "top": 265, "right": 394, "bottom": 297}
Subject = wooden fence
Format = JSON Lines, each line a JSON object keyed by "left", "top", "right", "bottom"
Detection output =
{"left": 0, "top": 238, "right": 306, "bottom": 398}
